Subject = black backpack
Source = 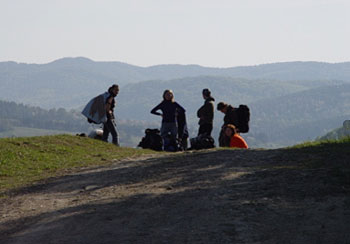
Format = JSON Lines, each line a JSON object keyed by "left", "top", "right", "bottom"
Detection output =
{"left": 236, "top": 105, "right": 250, "bottom": 133}
{"left": 190, "top": 134, "right": 215, "bottom": 150}
{"left": 138, "top": 129, "right": 163, "bottom": 151}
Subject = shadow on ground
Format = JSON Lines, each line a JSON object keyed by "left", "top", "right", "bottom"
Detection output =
{"left": 1, "top": 146, "right": 350, "bottom": 244}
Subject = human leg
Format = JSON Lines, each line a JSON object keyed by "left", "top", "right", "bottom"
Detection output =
{"left": 102, "top": 122, "right": 110, "bottom": 142}
{"left": 102, "top": 119, "right": 119, "bottom": 145}
{"left": 198, "top": 123, "right": 213, "bottom": 136}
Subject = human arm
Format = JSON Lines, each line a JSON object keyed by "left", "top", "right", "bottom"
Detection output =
{"left": 197, "top": 104, "right": 205, "bottom": 118}
{"left": 105, "top": 96, "right": 114, "bottom": 116}
{"left": 150, "top": 102, "right": 163, "bottom": 116}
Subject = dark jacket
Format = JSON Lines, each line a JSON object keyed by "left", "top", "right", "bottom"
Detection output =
{"left": 197, "top": 97, "right": 215, "bottom": 125}
{"left": 106, "top": 94, "right": 116, "bottom": 120}
{"left": 177, "top": 109, "right": 189, "bottom": 139}
{"left": 223, "top": 105, "right": 239, "bottom": 127}
{"left": 151, "top": 100, "right": 185, "bottom": 123}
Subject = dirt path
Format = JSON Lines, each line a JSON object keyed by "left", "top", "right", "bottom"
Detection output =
{"left": 1, "top": 149, "right": 349, "bottom": 244}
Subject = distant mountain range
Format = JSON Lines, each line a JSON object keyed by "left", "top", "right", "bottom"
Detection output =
{"left": 1, "top": 57, "right": 350, "bottom": 108}
{"left": 1, "top": 57, "right": 350, "bottom": 147}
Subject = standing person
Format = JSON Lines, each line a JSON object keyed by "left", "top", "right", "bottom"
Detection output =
{"left": 102, "top": 84, "right": 120, "bottom": 146}
{"left": 197, "top": 88, "right": 215, "bottom": 136}
{"left": 217, "top": 102, "right": 239, "bottom": 147}
{"left": 151, "top": 90, "right": 186, "bottom": 142}
{"left": 224, "top": 124, "right": 248, "bottom": 149}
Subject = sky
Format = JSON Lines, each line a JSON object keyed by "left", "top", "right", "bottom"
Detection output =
{"left": 1, "top": 0, "right": 349, "bottom": 67}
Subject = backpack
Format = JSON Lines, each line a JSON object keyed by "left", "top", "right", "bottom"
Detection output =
{"left": 236, "top": 105, "right": 250, "bottom": 133}
{"left": 190, "top": 134, "right": 215, "bottom": 150}
{"left": 88, "top": 128, "right": 103, "bottom": 140}
{"left": 138, "top": 129, "right": 163, "bottom": 151}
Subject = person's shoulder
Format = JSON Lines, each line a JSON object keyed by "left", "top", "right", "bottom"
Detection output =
{"left": 207, "top": 97, "right": 215, "bottom": 102}
{"left": 152, "top": 101, "right": 164, "bottom": 109}
{"left": 207, "top": 99, "right": 215, "bottom": 106}
{"left": 235, "top": 134, "right": 244, "bottom": 139}
{"left": 106, "top": 95, "right": 114, "bottom": 103}
{"left": 232, "top": 134, "right": 248, "bottom": 148}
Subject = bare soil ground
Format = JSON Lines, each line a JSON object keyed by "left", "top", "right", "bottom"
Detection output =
{"left": 1, "top": 149, "right": 349, "bottom": 244}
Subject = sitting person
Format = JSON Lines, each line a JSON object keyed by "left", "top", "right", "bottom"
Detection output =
{"left": 224, "top": 124, "right": 248, "bottom": 149}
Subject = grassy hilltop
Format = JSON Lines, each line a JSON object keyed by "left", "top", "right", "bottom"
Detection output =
{"left": 1, "top": 134, "right": 349, "bottom": 196}
{"left": 0, "top": 135, "right": 159, "bottom": 194}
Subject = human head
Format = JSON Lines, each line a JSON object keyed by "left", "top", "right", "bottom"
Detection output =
{"left": 217, "top": 102, "right": 228, "bottom": 113}
{"left": 202, "top": 88, "right": 211, "bottom": 99}
{"left": 224, "top": 124, "right": 237, "bottom": 137}
{"left": 108, "top": 84, "right": 119, "bottom": 97}
{"left": 163, "top": 89, "right": 174, "bottom": 102}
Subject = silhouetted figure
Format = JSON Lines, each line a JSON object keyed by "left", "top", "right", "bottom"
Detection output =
{"left": 102, "top": 84, "right": 120, "bottom": 146}
{"left": 151, "top": 90, "right": 186, "bottom": 148}
{"left": 197, "top": 88, "right": 215, "bottom": 136}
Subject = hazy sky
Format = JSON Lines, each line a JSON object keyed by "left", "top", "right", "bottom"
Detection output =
{"left": 1, "top": 0, "right": 349, "bottom": 67}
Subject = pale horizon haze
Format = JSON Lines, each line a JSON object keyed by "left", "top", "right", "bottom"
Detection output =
{"left": 1, "top": 0, "right": 349, "bottom": 67}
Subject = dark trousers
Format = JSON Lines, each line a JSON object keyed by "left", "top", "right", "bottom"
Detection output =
{"left": 198, "top": 123, "right": 213, "bottom": 136}
{"left": 161, "top": 122, "right": 178, "bottom": 140}
{"left": 102, "top": 119, "right": 119, "bottom": 145}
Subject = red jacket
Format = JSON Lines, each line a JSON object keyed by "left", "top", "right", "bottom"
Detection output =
{"left": 230, "top": 134, "right": 248, "bottom": 149}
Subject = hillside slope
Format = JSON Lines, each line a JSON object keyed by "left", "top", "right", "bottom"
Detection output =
{"left": 1, "top": 58, "right": 349, "bottom": 109}
{"left": 0, "top": 137, "right": 349, "bottom": 243}
{"left": 317, "top": 120, "right": 350, "bottom": 141}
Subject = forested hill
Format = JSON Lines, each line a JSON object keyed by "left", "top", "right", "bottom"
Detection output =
{"left": 317, "top": 120, "right": 350, "bottom": 141}
{"left": 0, "top": 101, "right": 87, "bottom": 133}
{"left": 249, "top": 83, "right": 350, "bottom": 146}
{"left": 1, "top": 57, "right": 350, "bottom": 108}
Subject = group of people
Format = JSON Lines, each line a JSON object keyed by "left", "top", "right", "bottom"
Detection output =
{"left": 99, "top": 84, "right": 248, "bottom": 149}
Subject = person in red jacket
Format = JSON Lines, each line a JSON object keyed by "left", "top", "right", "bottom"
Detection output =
{"left": 224, "top": 124, "right": 248, "bottom": 149}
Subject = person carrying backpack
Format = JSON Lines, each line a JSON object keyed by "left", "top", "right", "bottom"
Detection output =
{"left": 217, "top": 102, "right": 239, "bottom": 127}
{"left": 102, "top": 84, "right": 120, "bottom": 146}
{"left": 151, "top": 90, "right": 185, "bottom": 143}
{"left": 197, "top": 88, "right": 215, "bottom": 136}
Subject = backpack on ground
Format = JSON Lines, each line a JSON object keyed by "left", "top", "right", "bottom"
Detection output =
{"left": 88, "top": 128, "right": 104, "bottom": 140}
{"left": 138, "top": 129, "right": 163, "bottom": 151}
{"left": 236, "top": 105, "right": 250, "bottom": 133}
{"left": 190, "top": 134, "right": 215, "bottom": 150}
